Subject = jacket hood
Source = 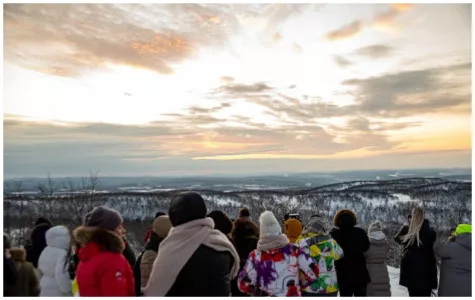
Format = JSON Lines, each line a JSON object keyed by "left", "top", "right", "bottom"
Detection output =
{"left": 10, "top": 248, "right": 27, "bottom": 262}
{"left": 232, "top": 218, "right": 259, "bottom": 240}
{"left": 333, "top": 209, "right": 357, "bottom": 229}
{"left": 455, "top": 233, "right": 471, "bottom": 251}
{"left": 284, "top": 218, "right": 303, "bottom": 239}
{"left": 74, "top": 226, "right": 124, "bottom": 253}
{"left": 30, "top": 223, "right": 52, "bottom": 247}
{"left": 368, "top": 231, "right": 386, "bottom": 241}
{"left": 168, "top": 192, "right": 207, "bottom": 227}
{"left": 46, "top": 226, "right": 71, "bottom": 250}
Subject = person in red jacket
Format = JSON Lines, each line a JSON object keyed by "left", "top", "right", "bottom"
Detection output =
{"left": 74, "top": 206, "right": 135, "bottom": 296}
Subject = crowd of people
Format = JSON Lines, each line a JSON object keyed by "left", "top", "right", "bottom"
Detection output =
{"left": 3, "top": 191, "right": 472, "bottom": 297}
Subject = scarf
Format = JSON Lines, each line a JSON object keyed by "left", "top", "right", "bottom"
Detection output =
{"left": 143, "top": 217, "right": 240, "bottom": 296}
{"left": 257, "top": 234, "right": 290, "bottom": 251}
{"left": 368, "top": 231, "right": 386, "bottom": 241}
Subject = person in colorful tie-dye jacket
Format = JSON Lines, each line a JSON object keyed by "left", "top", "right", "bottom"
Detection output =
{"left": 297, "top": 215, "right": 343, "bottom": 297}
{"left": 238, "top": 211, "right": 320, "bottom": 297}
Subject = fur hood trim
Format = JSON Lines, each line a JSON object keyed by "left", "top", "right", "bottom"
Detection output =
{"left": 10, "top": 248, "right": 27, "bottom": 262}
{"left": 74, "top": 226, "right": 124, "bottom": 253}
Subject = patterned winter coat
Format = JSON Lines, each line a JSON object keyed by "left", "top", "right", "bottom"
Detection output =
{"left": 366, "top": 232, "right": 391, "bottom": 296}
{"left": 296, "top": 233, "right": 343, "bottom": 295}
{"left": 238, "top": 244, "right": 319, "bottom": 297}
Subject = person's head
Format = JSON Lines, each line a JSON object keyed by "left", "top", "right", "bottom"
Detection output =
{"left": 368, "top": 220, "right": 383, "bottom": 233}
{"left": 238, "top": 207, "right": 250, "bottom": 219}
{"left": 303, "top": 215, "right": 328, "bottom": 235}
{"left": 402, "top": 207, "right": 425, "bottom": 246}
{"left": 35, "top": 217, "right": 52, "bottom": 226}
{"left": 207, "top": 210, "right": 233, "bottom": 236}
{"left": 168, "top": 192, "right": 207, "bottom": 227}
{"left": 152, "top": 215, "right": 172, "bottom": 238}
{"left": 84, "top": 206, "right": 125, "bottom": 238}
{"left": 46, "top": 225, "right": 72, "bottom": 269}
{"left": 284, "top": 213, "right": 290, "bottom": 221}
{"left": 333, "top": 209, "right": 357, "bottom": 229}
{"left": 259, "top": 211, "right": 282, "bottom": 238}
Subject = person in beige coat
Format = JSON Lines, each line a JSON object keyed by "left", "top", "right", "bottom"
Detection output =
{"left": 366, "top": 221, "right": 391, "bottom": 296}
{"left": 140, "top": 215, "right": 172, "bottom": 288}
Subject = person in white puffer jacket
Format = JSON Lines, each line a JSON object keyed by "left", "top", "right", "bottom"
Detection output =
{"left": 38, "top": 225, "right": 73, "bottom": 296}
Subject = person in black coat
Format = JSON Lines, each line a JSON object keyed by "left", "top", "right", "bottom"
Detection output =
{"left": 230, "top": 214, "right": 259, "bottom": 296}
{"left": 330, "top": 209, "right": 371, "bottom": 296}
{"left": 25, "top": 223, "right": 52, "bottom": 268}
{"left": 394, "top": 207, "right": 437, "bottom": 297}
{"left": 166, "top": 192, "right": 235, "bottom": 296}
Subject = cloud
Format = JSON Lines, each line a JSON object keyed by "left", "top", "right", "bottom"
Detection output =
{"left": 273, "top": 32, "right": 282, "bottom": 42}
{"left": 342, "top": 62, "right": 471, "bottom": 117}
{"left": 221, "top": 82, "right": 273, "bottom": 94}
{"left": 354, "top": 44, "right": 393, "bottom": 59}
{"left": 3, "top": 4, "right": 252, "bottom": 77}
{"left": 220, "top": 76, "right": 235, "bottom": 83}
{"left": 372, "top": 3, "right": 416, "bottom": 29}
{"left": 325, "top": 21, "right": 363, "bottom": 41}
{"left": 333, "top": 55, "right": 353, "bottom": 68}
{"left": 324, "top": 4, "right": 415, "bottom": 42}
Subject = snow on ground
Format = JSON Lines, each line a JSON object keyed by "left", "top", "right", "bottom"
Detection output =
{"left": 388, "top": 266, "right": 408, "bottom": 297}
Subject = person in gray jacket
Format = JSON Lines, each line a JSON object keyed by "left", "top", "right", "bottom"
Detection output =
{"left": 435, "top": 224, "right": 471, "bottom": 297}
{"left": 366, "top": 221, "right": 391, "bottom": 296}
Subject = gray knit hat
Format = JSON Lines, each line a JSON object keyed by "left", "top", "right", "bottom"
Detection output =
{"left": 84, "top": 206, "right": 123, "bottom": 232}
{"left": 303, "top": 215, "right": 329, "bottom": 235}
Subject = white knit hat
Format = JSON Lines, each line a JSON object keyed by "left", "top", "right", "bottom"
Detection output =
{"left": 259, "top": 211, "right": 282, "bottom": 237}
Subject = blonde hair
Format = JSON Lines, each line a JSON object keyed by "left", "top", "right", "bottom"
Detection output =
{"left": 402, "top": 207, "right": 425, "bottom": 247}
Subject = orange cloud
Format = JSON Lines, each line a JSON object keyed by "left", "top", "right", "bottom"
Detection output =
{"left": 325, "top": 21, "right": 362, "bottom": 41}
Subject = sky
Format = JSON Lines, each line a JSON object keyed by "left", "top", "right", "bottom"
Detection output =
{"left": 3, "top": 3, "right": 472, "bottom": 178}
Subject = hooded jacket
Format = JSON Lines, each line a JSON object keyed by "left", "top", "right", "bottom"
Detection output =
{"left": 366, "top": 231, "right": 391, "bottom": 296}
{"left": 285, "top": 218, "right": 303, "bottom": 244}
{"left": 38, "top": 226, "right": 73, "bottom": 296}
{"left": 231, "top": 218, "right": 259, "bottom": 296}
{"left": 74, "top": 226, "right": 135, "bottom": 297}
{"left": 435, "top": 232, "right": 471, "bottom": 296}
{"left": 25, "top": 223, "right": 52, "bottom": 268}
{"left": 4, "top": 248, "right": 40, "bottom": 297}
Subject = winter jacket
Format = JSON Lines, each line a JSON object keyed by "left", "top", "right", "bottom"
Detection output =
{"left": 285, "top": 218, "right": 303, "bottom": 244}
{"left": 138, "top": 233, "right": 165, "bottom": 291}
{"left": 435, "top": 233, "right": 471, "bottom": 297}
{"left": 4, "top": 248, "right": 40, "bottom": 297}
{"left": 297, "top": 233, "right": 343, "bottom": 295}
{"left": 25, "top": 223, "right": 52, "bottom": 268}
{"left": 74, "top": 226, "right": 135, "bottom": 297}
{"left": 38, "top": 226, "right": 73, "bottom": 296}
{"left": 4, "top": 255, "right": 17, "bottom": 295}
{"left": 395, "top": 219, "right": 438, "bottom": 290}
{"left": 231, "top": 218, "right": 259, "bottom": 296}
{"left": 238, "top": 244, "right": 320, "bottom": 297}
{"left": 330, "top": 211, "right": 371, "bottom": 287}
{"left": 366, "top": 232, "right": 391, "bottom": 296}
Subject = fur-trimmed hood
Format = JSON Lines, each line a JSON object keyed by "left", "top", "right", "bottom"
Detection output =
{"left": 232, "top": 218, "right": 259, "bottom": 240}
{"left": 10, "top": 248, "right": 27, "bottom": 262}
{"left": 333, "top": 209, "right": 357, "bottom": 229}
{"left": 74, "top": 226, "right": 124, "bottom": 253}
